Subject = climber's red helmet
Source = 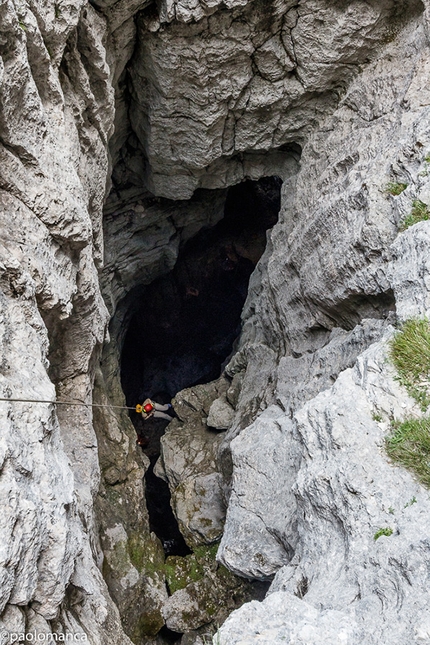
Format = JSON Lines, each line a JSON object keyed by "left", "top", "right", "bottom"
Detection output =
{"left": 143, "top": 403, "right": 154, "bottom": 413}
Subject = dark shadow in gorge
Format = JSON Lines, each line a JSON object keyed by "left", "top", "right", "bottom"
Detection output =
{"left": 120, "top": 176, "right": 282, "bottom": 555}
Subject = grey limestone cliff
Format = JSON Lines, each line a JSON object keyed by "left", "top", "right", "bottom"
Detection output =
{"left": 1, "top": 0, "right": 430, "bottom": 644}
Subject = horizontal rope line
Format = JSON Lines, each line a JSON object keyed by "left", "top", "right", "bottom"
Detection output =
{"left": 0, "top": 397, "right": 136, "bottom": 410}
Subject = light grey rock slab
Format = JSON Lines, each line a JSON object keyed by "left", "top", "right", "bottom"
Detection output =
{"left": 275, "top": 318, "right": 390, "bottom": 415}
{"left": 390, "top": 221, "right": 430, "bottom": 322}
{"left": 206, "top": 394, "right": 235, "bottom": 430}
{"left": 218, "top": 333, "right": 430, "bottom": 643}
{"left": 153, "top": 456, "right": 168, "bottom": 482}
{"left": 218, "top": 407, "right": 298, "bottom": 579}
{"left": 172, "top": 472, "right": 225, "bottom": 545}
{"left": 216, "top": 592, "right": 361, "bottom": 645}
{"left": 159, "top": 379, "right": 229, "bottom": 546}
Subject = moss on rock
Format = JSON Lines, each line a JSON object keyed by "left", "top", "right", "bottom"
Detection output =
{"left": 165, "top": 554, "right": 205, "bottom": 594}
{"left": 128, "top": 531, "right": 165, "bottom": 579}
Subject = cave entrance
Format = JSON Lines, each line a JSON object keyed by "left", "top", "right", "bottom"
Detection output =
{"left": 120, "top": 176, "right": 282, "bottom": 554}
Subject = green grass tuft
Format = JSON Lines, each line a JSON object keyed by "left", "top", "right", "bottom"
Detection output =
{"left": 404, "top": 495, "right": 417, "bottom": 507}
{"left": 389, "top": 318, "right": 430, "bottom": 410}
{"left": 386, "top": 182, "right": 408, "bottom": 196}
{"left": 399, "top": 199, "right": 429, "bottom": 231}
{"left": 374, "top": 527, "right": 393, "bottom": 541}
{"left": 386, "top": 417, "right": 430, "bottom": 487}
{"left": 390, "top": 318, "right": 430, "bottom": 380}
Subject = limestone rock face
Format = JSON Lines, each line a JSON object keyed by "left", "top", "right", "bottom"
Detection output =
{"left": 3, "top": 0, "right": 430, "bottom": 642}
{"left": 206, "top": 395, "right": 235, "bottom": 431}
{"left": 217, "top": 592, "right": 362, "bottom": 645}
{"left": 0, "top": 0, "right": 131, "bottom": 641}
{"left": 216, "top": 7, "right": 430, "bottom": 643}
{"left": 157, "top": 378, "right": 230, "bottom": 547}
{"left": 218, "top": 328, "right": 430, "bottom": 644}
{"left": 219, "top": 407, "right": 297, "bottom": 579}
{"left": 125, "top": 0, "right": 419, "bottom": 199}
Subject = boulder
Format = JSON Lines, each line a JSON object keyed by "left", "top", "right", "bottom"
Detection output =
{"left": 206, "top": 394, "right": 235, "bottom": 430}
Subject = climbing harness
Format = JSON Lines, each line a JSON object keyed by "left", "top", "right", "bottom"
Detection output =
{"left": 0, "top": 396, "right": 142, "bottom": 413}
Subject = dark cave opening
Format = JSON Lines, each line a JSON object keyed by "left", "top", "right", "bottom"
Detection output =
{"left": 120, "top": 176, "right": 282, "bottom": 555}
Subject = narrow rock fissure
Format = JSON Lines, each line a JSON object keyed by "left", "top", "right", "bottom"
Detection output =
{"left": 120, "top": 176, "right": 282, "bottom": 556}
{"left": 145, "top": 456, "right": 192, "bottom": 557}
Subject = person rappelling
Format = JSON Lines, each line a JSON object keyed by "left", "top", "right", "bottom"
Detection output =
{"left": 136, "top": 398, "right": 174, "bottom": 421}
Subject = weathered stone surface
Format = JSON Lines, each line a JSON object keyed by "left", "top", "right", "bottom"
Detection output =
{"left": 172, "top": 472, "right": 225, "bottom": 547}
{"left": 216, "top": 11, "right": 430, "bottom": 640}
{"left": 218, "top": 327, "right": 430, "bottom": 643}
{"left": 275, "top": 318, "right": 392, "bottom": 415}
{"left": 157, "top": 378, "right": 229, "bottom": 547}
{"left": 4, "top": 0, "right": 430, "bottom": 642}
{"left": 390, "top": 221, "right": 430, "bottom": 322}
{"left": 217, "top": 0, "right": 430, "bottom": 497}
{"left": 218, "top": 407, "right": 297, "bottom": 579}
{"left": 0, "top": 0, "right": 131, "bottom": 640}
{"left": 162, "top": 544, "right": 264, "bottom": 634}
{"left": 163, "top": 576, "right": 220, "bottom": 633}
{"left": 124, "top": 0, "right": 416, "bottom": 199}
{"left": 217, "top": 592, "right": 362, "bottom": 645}
{"left": 206, "top": 394, "right": 235, "bottom": 430}
{"left": 210, "top": 4, "right": 430, "bottom": 642}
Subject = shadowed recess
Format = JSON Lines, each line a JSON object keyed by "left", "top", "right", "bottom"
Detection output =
{"left": 120, "top": 176, "right": 282, "bottom": 555}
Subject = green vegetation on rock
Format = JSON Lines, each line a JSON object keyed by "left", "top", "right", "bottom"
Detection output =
{"left": 386, "top": 417, "right": 430, "bottom": 488}
{"left": 405, "top": 495, "right": 417, "bottom": 507}
{"left": 386, "top": 182, "right": 407, "bottom": 196}
{"left": 128, "top": 531, "right": 165, "bottom": 579}
{"left": 374, "top": 527, "right": 393, "bottom": 541}
{"left": 128, "top": 533, "right": 146, "bottom": 572}
{"left": 165, "top": 542, "right": 220, "bottom": 594}
{"left": 193, "top": 542, "right": 219, "bottom": 561}
{"left": 389, "top": 318, "right": 430, "bottom": 410}
{"left": 387, "top": 318, "right": 430, "bottom": 487}
{"left": 399, "top": 199, "right": 429, "bottom": 231}
{"left": 165, "top": 554, "right": 205, "bottom": 594}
